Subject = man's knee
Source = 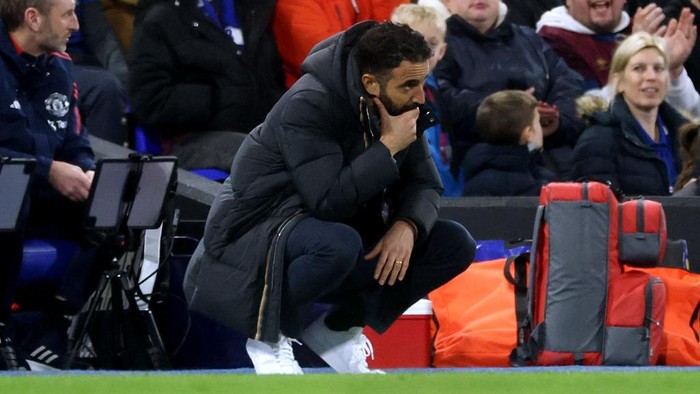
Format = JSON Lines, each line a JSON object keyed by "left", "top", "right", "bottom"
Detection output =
{"left": 431, "top": 219, "right": 476, "bottom": 273}
{"left": 312, "top": 223, "right": 363, "bottom": 277}
{"left": 288, "top": 219, "right": 363, "bottom": 279}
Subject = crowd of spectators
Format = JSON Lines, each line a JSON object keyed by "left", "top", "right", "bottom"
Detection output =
{"left": 6, "top": 0, "right": 696, "bottom": 196}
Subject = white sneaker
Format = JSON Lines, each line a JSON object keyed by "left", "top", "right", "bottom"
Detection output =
{"left": 301, "top": 313, "right": 385, "bottom": 374}
{"left": 245, "top": 335, "right": 303, "bottom": 375}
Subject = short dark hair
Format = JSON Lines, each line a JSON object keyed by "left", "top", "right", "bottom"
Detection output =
{"left": 476, "top": 90, "right": 538, "bottom": 145}
{"left": 1, "top": 0, "right": 52, "bottom": 31}
{"left": 355, "top": 22, "right": 431, "bottom": 82}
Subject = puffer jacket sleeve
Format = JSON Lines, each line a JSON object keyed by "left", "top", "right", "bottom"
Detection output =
{"left": 388, "top": 135, "right": 442, "bottom": 240}
{"left": 277, "top": 91, "right": 400, "bottom": 221}
{"left": 570, "top": 124, "right": 620, "bottom": 188}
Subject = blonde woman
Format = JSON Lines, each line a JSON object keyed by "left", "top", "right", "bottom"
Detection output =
{"left": 572, "top": 32, "right": 690, "bottom": 195}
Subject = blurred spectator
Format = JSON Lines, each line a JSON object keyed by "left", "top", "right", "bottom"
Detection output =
{"left": 463, "top": 90, "right": 555, "bottom": 196}
{"left": 572, "top": 32, "right": 689, "bottom": 196}
{"left": 537, "top": 0, "right": 632, "bottom": 90}
{"left": 391, "top": 3, "right": 464, "bottom": 196}
{"left": 417, "top": 0, "right": 451, "bottom": 19}
{"left": 273, "top": 0, "right": 409, "bottom": 88}
{"left": 537, "top": 1, "right": 699, "bottom": 118}
{"left": 101, "top": 0, "right": 138, "bottom": 52}
{"left": 129, "top": 0, "right": 285, "bottom": 171}
{"left": 69, "top": 0, "right": 129, "bottom": 146}
{"left": 502, "top": 0, "right": 562, "bottom": 28}
{"left": 435, "top": 0, "right": 583, "bottom": 179}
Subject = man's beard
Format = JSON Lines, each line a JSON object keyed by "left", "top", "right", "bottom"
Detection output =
{"left": 590, "top": 16, "right": 620, "bottom": 34}
{"left": 378, "top": 90, "right": 419, "bottom": 116}
{"left": 38, "top": 26, "right": 67, "bottom": 54}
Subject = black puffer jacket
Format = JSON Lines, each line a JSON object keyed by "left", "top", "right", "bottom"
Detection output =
{"left": 434, "top": 14, "right": 583, "bottom": 170}
{"left": 128, "top": 0, "right": 284, "bottom": 136}
{"left": 183, "top": 21, "right": 442, "bottom": 341}
{"left": 571, "top": 95, "right": 686, "bottom": 196}
{"left": 462, "top": 144, "right": 554, "bottom": 196}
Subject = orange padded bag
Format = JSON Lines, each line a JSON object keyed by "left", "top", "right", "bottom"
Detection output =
{"left": 627, "top": 266, "right": 700, "bottom": 366}
{"left": 429, "top": 258, "right": 518, "bottom": 367}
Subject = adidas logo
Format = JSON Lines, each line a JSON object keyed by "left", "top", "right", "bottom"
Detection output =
{"left": 27, "top": 345, "right": 61, "bottom": 370}
{"left": 9, "top": 99, "right": 21, "bottom": 110}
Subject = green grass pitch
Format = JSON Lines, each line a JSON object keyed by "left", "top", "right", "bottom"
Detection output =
{"left": 2, "top": 370, "right": 699, "bottom": 394}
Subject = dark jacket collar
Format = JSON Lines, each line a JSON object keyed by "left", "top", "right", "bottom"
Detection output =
{"left": 301, "top": 20, "right": 377, "bottom": 122}
{"left": 610, "top": 94, "right": 650, "bottom": 149}
{"left": 0, "top": 19, "right": 45, "bottom": 77}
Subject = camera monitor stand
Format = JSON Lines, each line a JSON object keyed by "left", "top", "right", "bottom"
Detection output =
{"left": 66, "top": 154, "right": 177, "bottom": 370}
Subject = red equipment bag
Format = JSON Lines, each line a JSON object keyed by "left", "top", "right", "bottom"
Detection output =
{"left": 510, "top": 182, "right": 666, "bottom": 366}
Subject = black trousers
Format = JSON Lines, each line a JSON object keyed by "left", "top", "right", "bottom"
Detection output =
{"left": 280, "top": 217, "right": 476, "bottom": 337}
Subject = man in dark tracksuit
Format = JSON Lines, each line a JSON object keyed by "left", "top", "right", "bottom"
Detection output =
{"left": 183, "top": 21, "right": 476, "bottom": 375}
{"left": 0, "top": 0, "right": 96, "bottom": 370}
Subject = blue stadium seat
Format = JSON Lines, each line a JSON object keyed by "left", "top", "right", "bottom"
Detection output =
{"left": 133, "top": 124, "right": 164, "bottom": 156}
{"left": 189, "top": 168, "right": 229, "bottom": 181}
{"left": 133, "top": 125, "right": 229, "bottom": 182}
{"left": 474, "top": 239, "right": 530, "bottom": 262}
{"left": 18, "top": 239, "right": 79, "bottom": 288}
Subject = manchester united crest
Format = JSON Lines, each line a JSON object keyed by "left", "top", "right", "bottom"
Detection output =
{"left": 44, "top": 92, "right": 70, "bottom": 117}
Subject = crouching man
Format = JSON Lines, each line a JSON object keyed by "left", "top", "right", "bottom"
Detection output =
{"left": 183, "top": 21, "right": 476, "bottom": 374}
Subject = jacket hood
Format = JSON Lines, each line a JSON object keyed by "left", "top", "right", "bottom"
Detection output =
{"left": 536, "top": 5, "right": 630, "bottom": 34}
{"left": 577, "top": 92, "right": 611, "bottom": 122}
{"left": 586, "top": 94, "right": 630, "bottom": 129}
{"left": 300, "top": 20, "right": 376, "bottom": 107}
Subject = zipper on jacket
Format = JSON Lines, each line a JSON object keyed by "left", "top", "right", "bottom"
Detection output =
{"left": 254, "top": 211, "right": 306, "bottom": 339}
{"left": 267, "top": 213, "right": 301, "bottom": 293}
